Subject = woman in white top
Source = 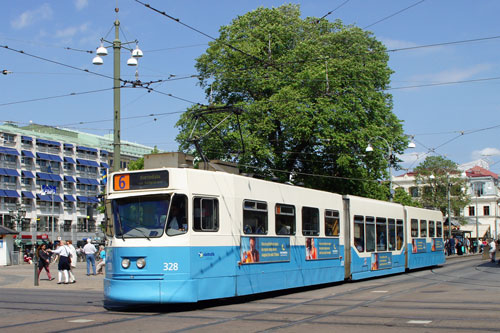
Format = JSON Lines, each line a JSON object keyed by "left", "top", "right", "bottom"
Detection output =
{"left": 49, "top": 240, "right": 71, "bottom": 284}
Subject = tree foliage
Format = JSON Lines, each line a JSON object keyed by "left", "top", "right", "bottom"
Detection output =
{"left": 176, "top": 4, "right": 408, "bottom": 198}
{"left": 413, "top": 156, "right": 470, "bottom": 215}
{"left": 393, "top": 187, "right": 421, "bottom": 207}
{"left": 127, "top": 146, "right": 160, "bottom": 171}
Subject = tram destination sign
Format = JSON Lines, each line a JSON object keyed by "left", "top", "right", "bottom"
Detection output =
{"left": 113, "top": 171, "right": 169, "bottom": 191}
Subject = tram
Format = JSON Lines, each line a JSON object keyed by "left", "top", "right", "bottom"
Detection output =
{"left": 103, "top": 167, "right": 444, "bottom": 306}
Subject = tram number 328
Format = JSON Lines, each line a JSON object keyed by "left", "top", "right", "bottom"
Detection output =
{"left": 163, "top": 262, "right": 179, "bottom": 271}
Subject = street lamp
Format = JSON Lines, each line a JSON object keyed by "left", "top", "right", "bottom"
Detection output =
{"left": 92, "top": 8, "right": 143, "bottom": 172}
{"left": 9, "top": 203, "right": 26, "bottom": 231}
{"left": 366, "top": 136, "right": 416, "bottom": 202}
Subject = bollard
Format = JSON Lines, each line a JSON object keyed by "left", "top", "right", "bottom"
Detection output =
{"left": 34, "top": 253, "right": 39, "bottom": 286}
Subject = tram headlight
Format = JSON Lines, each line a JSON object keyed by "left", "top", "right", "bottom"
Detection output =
{"left": 121, "top": 258, "right": 130, "bottom": 269}
{"left": 136, "top": 258, "right": 146, "bottom": 269}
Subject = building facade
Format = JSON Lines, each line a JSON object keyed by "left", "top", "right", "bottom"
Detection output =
{"left": 393, "top": 161, "right": 499, "bottom": 240}
{"left": 0, "top": 122, "right": 155, "bottom": 247}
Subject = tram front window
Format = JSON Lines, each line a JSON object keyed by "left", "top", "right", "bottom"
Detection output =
{"left": 113, "top": 195, "right": 170, "bottom": 238}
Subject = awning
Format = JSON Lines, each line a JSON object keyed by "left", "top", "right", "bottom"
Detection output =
{"left": 22, "top": 170, "right": 35, "bottom": 178}
{"left": 36, "top": 193, "right": 63, "bottom": 202}
{"left": 64, "top": 143, "right": 74, "bottom": 148}
{"left": 21, "top": 150, "right": 35, "bottom": 158}
{"left": 36, "top": 153, "right": 62, "bottom": 162}
{"left": 77, "top": 146, "right": 98, "bottom": 153}
{"left": 21, "top": 136, "right": 33, "bottom": 142}
{"left": 64, "top": 176, "right": 76, "bottom": 183}
{"left": 460, "top": 224, "right": 491, "bottom": 238}
{"left": 36, "top": 139, "right": 61, "bottom": 147}
{"left": 21, "top": 191, "right": 35, "bottom": 199}
{"left": 77, "top": 196, "right": 88, "bottom": 202}
{"left": 0, "top": 168, "right": 20, "bottom": 177}
{"left": 88, "top": 197, "right": 99, "bottom": 203}
{"left": 77, "top": 177, "right": 100, "bottom": 185}
{"left": 0, "top": 147, "right": 19, "bottom": 156}
{"left": 76, "top": 159, "right": 100, "bottom": 167}
{"left": 100, "top": 162, "right": 110, "bottom": 168}
{"left": 100, "top": 150, "right": 109, "bottom": 155}
{"left": 64, "top": 195, "right": 76, "bottom": 202}
{"left": 36, "top": 172, "right": 62, "bottom": 181}
{"left": 0, "top": 190, "right": 20, "bottom": 198}
{"left": 64, "top": 157, "right": 76, "bottom": 164}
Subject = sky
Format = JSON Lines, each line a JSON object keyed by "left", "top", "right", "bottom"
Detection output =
{"left": 2, "top": 0, "right": 500, "bottom": 174}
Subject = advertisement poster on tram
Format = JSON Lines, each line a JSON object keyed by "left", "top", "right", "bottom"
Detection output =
{"left": 371, "top": 252, "right": 392, "bottom": 270}
{"left": 240, "top": 236, "right": 290, "bottom": 264}
{"left": 305, "top": 238, "right": 339, "bottom": 260}
{"left": 412, "top": 239, "right": 427, "bottom": 253}
{"left": 432, "top": 238, "right": 444, "bottom": 251}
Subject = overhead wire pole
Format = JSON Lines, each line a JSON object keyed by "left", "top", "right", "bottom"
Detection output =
{"left": 113, "top": 17, "right": 121, "bottom": 172}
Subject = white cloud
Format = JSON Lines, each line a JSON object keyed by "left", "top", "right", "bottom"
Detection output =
{"left": 471, "top": 147, "right": 500, "bottom": 160}
{"left": 11, "top": 3, "right": 53, "bottom": 29}
{"left": 75, "top": 0, "right": 89, "bottom": 10}
{"left": 55, "top": 23, "right": 89, "bottom": 39}
{"left": 408, "top": 64, "right": 493, "bottom": 85}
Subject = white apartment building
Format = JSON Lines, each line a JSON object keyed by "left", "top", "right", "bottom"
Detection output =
{"left": 393, "top": 161, "right": 499, "bottom": 239}
{"left": 0, "top": 122, "right": 155, "bottom": 248}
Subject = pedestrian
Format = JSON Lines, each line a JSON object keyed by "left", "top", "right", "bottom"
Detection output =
{"left": 37, "top": 243, "right": 54, "bottom": 282}
{"left": 488, "top": 238, "right": 496, "bottom": 263}
{"left": 449, "top": 236, "right": 456, "bottom": 255}
{"left": 96, "top": 245, "right": 106, "bottom": 275}
{"left": 48, "top": 240, "right": 71, "bottom": 284}
{"left": 66, "top": 240, "right": 77, "bottom": 283}
{"left": 83, "top": 238, "right": 97, "bottom": 276}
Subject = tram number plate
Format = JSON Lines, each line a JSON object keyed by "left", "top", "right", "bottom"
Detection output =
{"left": 163, "top": 262, "right": 179, "bottom": 271}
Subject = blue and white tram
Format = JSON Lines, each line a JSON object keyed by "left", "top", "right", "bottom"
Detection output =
{"left": 103, "top": 167, "right": 444, "bottom": 306}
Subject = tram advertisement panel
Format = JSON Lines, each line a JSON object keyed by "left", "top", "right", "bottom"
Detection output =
{"left": 371, "top": 253, "right": 392, "bottom": 270}
{"left": 240, "top": 236, "right": 290, "bottom": 264}
{"left": 412, "top": 238, "right": 427, "bottom": 253}
{"left": 432, "top": 238, "right": 444, "bottom": 251}
{"left": 305, "top": 237, "right": 339, "bottom": 260}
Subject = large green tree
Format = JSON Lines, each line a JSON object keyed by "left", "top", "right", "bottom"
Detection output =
{"left": 176, "top": 4, "right": 408, "bottom": 198}
{"left": 413, "top": 156, "right": 470, "bottom": 215}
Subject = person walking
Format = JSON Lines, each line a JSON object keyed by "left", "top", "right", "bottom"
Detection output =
{"left": 83, "top": 238, "right": 97, "bottom": 276}
{"left": 96, "top": 245, "right": 106, "bottom": 275}
{"left": 37, "top": 243, "right": 54, "bottom": 282}
{"left": 488, "top": 238, "right": 496, "bottom": 263}
{"left": 48, "top": 241, "right": 71, "bottom": 284}
{"left": 66, "top": 240, "right": 77, "bottom": 283}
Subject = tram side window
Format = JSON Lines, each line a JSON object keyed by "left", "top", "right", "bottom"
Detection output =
{"left": 167, "top": 194, "right": 188, "bottom": 236}
{"left": 420, "top": 220, "right": 427, "bottom": 237}
{"left": 302, "top": 207, "right": 319, "bottom": 236}
{"left": 376, "top": 217, "right": 387, "bottom": 251}
{"left": 275, "top": 204, "right": 295, "bottom": 235}
{"left": 193, "top": 197, "right": 219, "bottom": 232}
{"left": 388, "top": 219, "right": 396, "bottom": 251}
{"left": 411, "top": 219, "right": 419, "bottom": 237}
{"left": 354, "top": 215, "right": 364, "bottom": 252}
{"left": 436, "top": 221, "right": 443, "bottom": 237}
{"left": 429, "top": 220, "right": 435, "bottom": 237}
{"left": 396, "top": 219, "right": 404, "bottom": 250}
{"left": 243, "top": 200, "right": 268, "bottom": 234}
{"left": 365, "top": 216, "right": 375, "bottom": 252}
{"left": 325, "top": 210, "right": 340, "bottom": 236}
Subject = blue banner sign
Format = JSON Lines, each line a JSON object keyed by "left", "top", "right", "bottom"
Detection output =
{"left": 432, "top": 238, "right": 444, "bottom": 252}
{"left": 412, "top": 238, "right": 427, "bottom": 253}
{"left": 371, "top": 252, "right": 393, "bottom": 270}
{"left": 305, "top": 237, "right": 339, "bottom": 260}
{"left": 241, "top": 236, "right": 290, "bottom": 264}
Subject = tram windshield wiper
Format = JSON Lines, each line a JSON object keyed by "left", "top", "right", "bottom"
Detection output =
{"left": 127, "top": 227, "right": 151, "bottom": 241}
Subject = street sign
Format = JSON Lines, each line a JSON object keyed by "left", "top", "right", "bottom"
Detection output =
{"left": 41, "top": 185, "right": 57, "bottom": 195}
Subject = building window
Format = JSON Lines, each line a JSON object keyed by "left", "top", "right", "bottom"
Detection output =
{"left": 3, "top": 133, "right": 15, "bottom": 143}
{"left": 469, "top": 206, "right": 475, "bottom": 216}
{"left": 409, "top": 187, "right": 419, "bottom": 197}
{"left": 483, "top": 206, "right": 490, "bottom": 216}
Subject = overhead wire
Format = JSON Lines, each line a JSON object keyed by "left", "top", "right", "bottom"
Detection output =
{"left": 364, "top": 0, "right": 426, "bottom": 29}
{"left": 316, "top": 0, "right": 351, "bottom": 22}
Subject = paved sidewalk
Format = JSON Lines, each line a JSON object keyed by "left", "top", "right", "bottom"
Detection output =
{"left": 0, "top": 260, "right": 104, "bottom": 291}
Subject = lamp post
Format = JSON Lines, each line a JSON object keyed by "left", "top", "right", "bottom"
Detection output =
{"left": 366, "top": 136, "right": 415, "bottom": 202}
{"left": 474, "top": 184, "right": 480, "bottom": 242}
{"left": 8, "top": 203, "right": 26, "bottom": 231}
{"left": 92, "top": 7, "right": 143, "bottom": 172}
